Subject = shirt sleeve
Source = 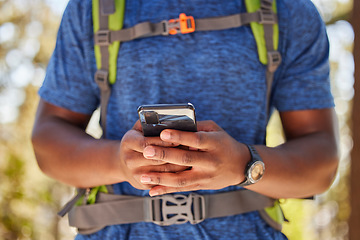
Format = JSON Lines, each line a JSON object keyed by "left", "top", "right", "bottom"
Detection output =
{"left": 272, "top": 0, "right": 334, "bottom": 112}
{"left": 39, "top": 0, "right": 99, "bottom": 115}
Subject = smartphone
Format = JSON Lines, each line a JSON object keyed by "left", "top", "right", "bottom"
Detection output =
{"left": 137, "top": 103, "right": 197, "bottom": 137}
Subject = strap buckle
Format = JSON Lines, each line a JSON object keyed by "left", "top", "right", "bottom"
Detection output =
{"left": 95, "top": 69, "right": 110, "bottom": 90}
{"left": 95, "top": 30, "right": 111, "bottom": 46}
{"left": 259, "top": 10, "right": 276, "bottom": 25}
{"left": 162, "top": 13, "right": 195, "bottom": 35}
{"left": 267, "top": 51, "right": 282, "bottom": 72}
{"left": 149, "top": 193, "right": 205, "bottom": 226}
{"left": 260, "top": 0, "right": 273, "bottom": 10}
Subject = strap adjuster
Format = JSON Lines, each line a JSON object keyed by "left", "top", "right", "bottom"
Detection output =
{"left": 162, "top": 13, "right": 195, "bottom": 35}
{"left": 267, "top": 51, "right": 282, "bottom": 72}
{"left": 95, "top": 69, "right": 110, "bottom": 90}
{"left": 259, "top": 10, "right": 276, "bottom": 24}
{"left": 149, "top": 193, "right": 205, "bottom": 226}
{"left": 95, "top": 30, "right": 111, "bottom": 46}
{"left": 260, "top": 0, "right": 273, "bottom": 10}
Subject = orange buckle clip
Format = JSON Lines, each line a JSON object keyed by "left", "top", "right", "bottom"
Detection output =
{"left": 165, "top": 13, "right": 195, "bottom": 35}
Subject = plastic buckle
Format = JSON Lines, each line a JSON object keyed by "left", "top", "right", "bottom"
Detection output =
{"left": 267, "top": 51, "right": 282, "bottom": 72}
{"left": 259, "top": 10, "right": 276, "bottom": 25}
{"left": 95, "top": 30, "right": 111, "bottom": 46}
{"left": 150, "top": 193, "right": 205, "bottom": 226}
{"left": 94, "top": 69, "right": 110, "bottom": 90}
{"left": 162, "top": 13, "right": 195, "bottom": 35}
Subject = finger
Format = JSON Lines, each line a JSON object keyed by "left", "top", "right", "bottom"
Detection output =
{"left": 134, "top": 165, "right": 190, "bottom": 190}
{"left": 124, "top": 152, "right": 192, "bottom": 170}
{"left": 148, "top": 184, "right": 203, "bottom": 197}
{"left": 196, "top": 120, "right": 223, "bottom": 132}
{"left": 123, "top": 152, "right": 166, "bottom": 169}
{"left": 160, "top": 129, "right": 214, "bottom": 150}
{"left": 146, "top": 164, "right": 191, "bottom": 173}
{"left": 123, "top": 130, "right": 178, "bottom": 153}
{"left": 143, "top": 145, "right": 209, "bottom": 167}
{"left": 140, "top": 171, "right": 193, "bottom": 188}
{"left": 139, "top": 170, "right": 206, "bottom": 189}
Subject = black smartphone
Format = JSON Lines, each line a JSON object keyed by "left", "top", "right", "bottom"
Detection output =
{"left": 137, "top": 103, "right": 197, "bottom": 137}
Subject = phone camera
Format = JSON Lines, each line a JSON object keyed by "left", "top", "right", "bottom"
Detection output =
{"left": 144, "top": 111, "right": 159, "bottom": 124}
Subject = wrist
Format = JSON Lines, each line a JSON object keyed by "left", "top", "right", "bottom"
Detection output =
{"left": 236, "top": 143, "right": 252, "bottom": 185}
{"left": 238, "top": 145, "right": 266, "bottom": 187}
{"left": 103, "top": 139, "right": 126, "bottom": 183}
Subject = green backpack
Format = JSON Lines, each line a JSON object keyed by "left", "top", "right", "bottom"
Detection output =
{"left": 59, "top": 0, "right": 284, "bottom": 235}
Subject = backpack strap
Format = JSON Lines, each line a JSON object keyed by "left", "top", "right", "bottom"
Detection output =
{"left": 259, "top": 200, "right": 287, "bottom": 230}
{"left": 67, "top": 190, "right": 276, "bottom": 235}
{"left": 91, "top": 0, "right": 126, "bottom": 199}
{"left": 94, "top": 12, "right": 278, "bottom": 43}
{"left": 245, "top": 0, "right": 281, "bottom": 118}
{"left": 56, "top": 0, "right": 126, "bottom": 213}
{"left": 245, "top": 0, "right": 285, "bottom": 228}
{"left": 93, "top": 0, "right": 125, "bottom": 135}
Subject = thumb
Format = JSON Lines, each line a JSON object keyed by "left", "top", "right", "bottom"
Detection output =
{"left": 132, "top": 120, "right": 143, "bottom": 132}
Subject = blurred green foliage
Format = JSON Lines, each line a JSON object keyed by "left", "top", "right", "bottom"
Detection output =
{"left": 0, "top": 0, "right": 74, "bottom": 239}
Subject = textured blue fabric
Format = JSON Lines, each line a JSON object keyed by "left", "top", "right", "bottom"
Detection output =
{"left": 39, "top": 0, "right": 333, "bottom": 239}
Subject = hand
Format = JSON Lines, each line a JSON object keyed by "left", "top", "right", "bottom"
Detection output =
{"left": 139, "top": 120, "right": 250, "bottom": 196}
{"left": 118, "top": 121, "right": 190, "bottom": 190}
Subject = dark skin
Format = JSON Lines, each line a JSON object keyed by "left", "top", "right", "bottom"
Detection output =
{"left": 32, "top": 99, "right": 339, "bottom": 199}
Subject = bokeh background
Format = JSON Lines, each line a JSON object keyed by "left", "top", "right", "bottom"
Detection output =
{"left": 0, "top": 0, "right": 357, "bottom": 239}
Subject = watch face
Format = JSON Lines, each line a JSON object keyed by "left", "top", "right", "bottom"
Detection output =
{"left": 250, "top": 161, "right": 265, "bottom": 182}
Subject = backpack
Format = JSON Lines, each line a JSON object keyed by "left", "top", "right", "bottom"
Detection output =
{"left": 59, "top": 0, "right": 285, "bottom": 235}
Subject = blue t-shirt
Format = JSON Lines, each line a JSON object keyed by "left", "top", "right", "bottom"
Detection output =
{"left": 39, "top": 0, "right": 334, "bottom": 239}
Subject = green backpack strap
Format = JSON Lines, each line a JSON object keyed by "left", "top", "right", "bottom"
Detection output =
{"left": 245, "top": 0, "right": 281, "bottom": 118}
{"left": 245, "top": 0, "right": 284, "bottom": 230}
{"left": 93, "top": 0, "right": 125, "bottom": 135}
{"left": 245, "top": 0, "right": 279, "bottom": 65}
{"left": 88, "top": 0, "right": 126, "bottom": 205}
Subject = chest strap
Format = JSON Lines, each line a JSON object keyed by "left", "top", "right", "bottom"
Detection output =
{"left": 95, "top": 11, "right": 277, "bottom": 45}
{"left": 65, "top": 189, "right": 278, "bottom": 235}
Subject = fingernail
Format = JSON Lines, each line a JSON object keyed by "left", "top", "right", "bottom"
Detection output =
{"left": 161, "top": 131, "right": 171, "bottom": 140}
{"left": 150, "top": 190, "right": 159, "bottom": 197}
{"left": 141, "top": 176, "right": 151, "bottom": 183}
{"left": 144, "top": 147, "right": 155, "bottom": 158}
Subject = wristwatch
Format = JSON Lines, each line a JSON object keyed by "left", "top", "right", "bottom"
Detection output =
{"left": 238, "top": 145, "right": 265, "bottom": 187}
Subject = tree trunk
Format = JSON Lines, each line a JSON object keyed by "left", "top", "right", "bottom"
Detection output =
{"left": 350, "top": 1, "right": 360, "bottom": 239}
